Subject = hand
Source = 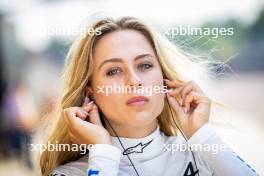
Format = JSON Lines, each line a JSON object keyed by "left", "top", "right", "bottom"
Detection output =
{"left": 63, "top": 96, "right": 111, "bottom": 145}
{"left": 164, "top": 80, "right": 211, "bottom": 139}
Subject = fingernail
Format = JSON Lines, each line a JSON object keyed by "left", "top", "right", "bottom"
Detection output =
{"left": 82, "top": 110, "right": 89, "bottom": 116}
{"left": 85, "top": 96, "right": 89, "bottom": 103}
{"left": 88, "top": 101, "right": 94, "bottom": 105}
{"left": 184, "top": 107, "right": 187, "bottom": 113}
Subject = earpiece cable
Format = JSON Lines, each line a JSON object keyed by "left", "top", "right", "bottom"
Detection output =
{"left": 99, "top": 87, "right": 200, "bottom": 176}
{"left": 165, "top": 94, "right": 200, "bottom": 176}
{"left": 103, "top": 117, "right": 140, "bottom": 176}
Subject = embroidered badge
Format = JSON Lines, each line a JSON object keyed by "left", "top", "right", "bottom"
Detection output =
{"left": 183, "top": 162, "right": 199, "bottom": 176}
{"left": 87, "top": 169, "right": 99, "bottom": 176}
{"left": 123, "top": 139, "right": 153, "bottom": 155}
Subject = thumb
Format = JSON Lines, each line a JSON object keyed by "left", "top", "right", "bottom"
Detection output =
{"left": 89, "top": 103, "right": 103, "bottom": 126}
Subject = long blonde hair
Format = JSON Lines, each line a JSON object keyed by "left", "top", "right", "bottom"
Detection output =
{"left": 37, "top": 16, "right": 210, "bottom": 176}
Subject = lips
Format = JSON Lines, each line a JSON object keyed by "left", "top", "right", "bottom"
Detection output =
{"left": 126, "top": 96, "right": 149, "bottom": 106}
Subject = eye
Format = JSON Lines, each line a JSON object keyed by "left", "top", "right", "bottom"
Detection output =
{"left": 138, "top": 63, "right": 153, "bottom": 71}
{"left": 106, "top": 67, "right": 122, "bottom": 76}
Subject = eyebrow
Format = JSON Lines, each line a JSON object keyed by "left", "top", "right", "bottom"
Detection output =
{"left": 98, "top": 54, "right": 154, "bottom": 70}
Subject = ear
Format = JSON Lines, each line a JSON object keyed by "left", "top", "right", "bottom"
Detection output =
{"left": 85, "top": 86, "right": 94, "bottom": 100}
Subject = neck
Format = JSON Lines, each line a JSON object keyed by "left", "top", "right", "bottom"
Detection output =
{"left": 105, "top": 119, "right": 158, "bottom": 138}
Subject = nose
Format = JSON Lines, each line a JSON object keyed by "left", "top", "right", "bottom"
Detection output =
{"left": 126, "top": 68, "right": 142, "bottom": 87}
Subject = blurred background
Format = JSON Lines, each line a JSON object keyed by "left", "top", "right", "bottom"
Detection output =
{"left": 0, "top": 0, "right": 263, "bottom": 175}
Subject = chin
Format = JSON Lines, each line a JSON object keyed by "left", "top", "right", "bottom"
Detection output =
{"left": 126, "top": 111, "right": 156, "bottom": 125}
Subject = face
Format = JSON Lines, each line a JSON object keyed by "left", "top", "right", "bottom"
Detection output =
{"left": 89, "top": 29, "right": 165, "bottom": 128}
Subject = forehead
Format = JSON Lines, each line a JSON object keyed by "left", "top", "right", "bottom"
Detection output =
{"left": 93, "top": 30, "right": 155, "bottom": 62}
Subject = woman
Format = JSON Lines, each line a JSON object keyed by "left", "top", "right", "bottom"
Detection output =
{"left": 39, "top": 16, "right": 258, "bottom": 176}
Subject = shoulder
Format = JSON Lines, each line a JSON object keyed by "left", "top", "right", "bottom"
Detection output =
{"left": 50, "top": 154, "right": 89, "bottom": 176}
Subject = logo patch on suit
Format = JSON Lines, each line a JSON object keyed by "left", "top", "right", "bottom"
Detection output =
{"left": 183, "top": 162, "right": 199, "bottom": 176}
{"left": 87, "top": 169, "right": 99, "bottom": 176}
{"left": 87, "top": 166, "right": 101, "bottom": 176}
{"left": 123, "top": 139, "right": 153, "bottom": 155}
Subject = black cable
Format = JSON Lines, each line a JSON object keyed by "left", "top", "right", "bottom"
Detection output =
{"left": 103, "top": 117, "right": 140, "bottom": 176}
{"left": 165, "top": 92, "right": 200, "bottom": 176}
{"left": 98, "top": 80, "right": 200, "bottom": 176}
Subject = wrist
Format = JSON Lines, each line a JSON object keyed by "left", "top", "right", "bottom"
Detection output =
{"left": 95, "top": 135, "right": 112, "bottom": 145}
{"left": 184, "top": 123, "right": 207, "bottom": 139}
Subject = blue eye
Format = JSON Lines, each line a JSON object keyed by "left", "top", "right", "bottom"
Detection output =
{"left": 106, "top": 68, "right": 122, "bottom": 76}
{"left": 139, "top": 63, "right": 153, "bottom": 71}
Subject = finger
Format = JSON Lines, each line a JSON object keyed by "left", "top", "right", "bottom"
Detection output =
{"left": 64, "top": 107, "right": 88, "bottom": 128}
{"left": 183, "top": 92, "right": 204, "bottom": 112}
{"left": 181, "top": 82, "right": 196, "bottom": 101}
{"left": 82, "top": 96, "right": 90, "bottom": 107}
{"left": 64, "top": 107, "right": 88, "bottom": 121}
{"left": 89, "top": 104, "right": 103, "bottom": 126}
{"left": 166, "top": 93, "right": 183, "bottom": 115}
{"left": 167, "top": 87, "right": 184, "bottom": 99}
{"left": 183, "top": 91, "right": 196, "bottom": 112}
{"left": 167, "top": 84, "right": 186, "bottom": 105}
{"left": 82, "top": 101, "right": 94, "bottom": 112}
{"left": 76, "top": 109, "right": 89, "bottom": 120}
{"left": 167, "top": 88, "right": 183, "bottom": 106}
{"left": 164, "top": 79, "right": 181, "bottom": 88}
{"left": 164, "top": 80, "right": 186, "bottom": 105}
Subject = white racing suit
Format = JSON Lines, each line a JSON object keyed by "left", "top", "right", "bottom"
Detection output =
{"left": 51, "top": 123, "right": 258, "bottom": 176}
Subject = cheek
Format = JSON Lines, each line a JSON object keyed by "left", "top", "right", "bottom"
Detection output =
{"left": 142, "top": 67, "right": 163, "bottom": 85}
{"left": 149, "top": 88, "right": 165, "bottom": 115}
{"left": 93, "top": 85, "right": 124, "bottom": 119}
{"left": 144, "top": 70, "right": 165, "bottom": 117}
